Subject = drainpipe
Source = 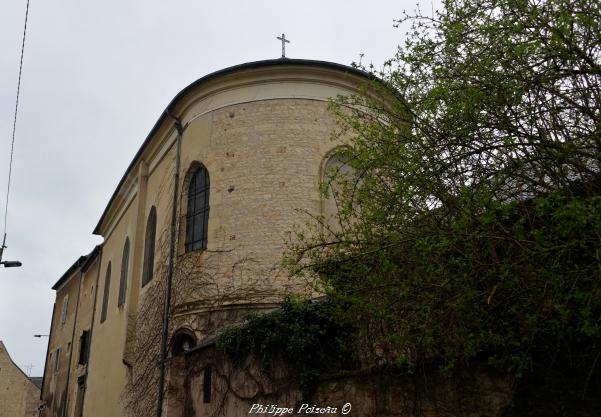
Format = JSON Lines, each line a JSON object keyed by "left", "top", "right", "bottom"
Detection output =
{"left": 156, "top": 111, "right": 186, "bottom": 417}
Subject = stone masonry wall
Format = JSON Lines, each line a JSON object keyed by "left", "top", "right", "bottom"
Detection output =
{"left": 172, "top": 98, "right": 343, "bottom": 319}
{"left": 0, "top": 341, "right": 40, "bottom": 417}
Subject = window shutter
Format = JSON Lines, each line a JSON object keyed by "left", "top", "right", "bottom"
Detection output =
{"left": 60, "top": 296, "right": 68, "bottom": 324}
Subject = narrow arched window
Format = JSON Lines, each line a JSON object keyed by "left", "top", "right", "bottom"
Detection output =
{"left": 100, "top": 262, "right": 111, "bottom": 323}
{"left": 186, "top": 166, "right": 210, "bottom": 252}
{"left": 322, "top": 150, "right": 356, "bottom": 233}
{"left": 118, "top": 238, "right": 130, "bottom": 307}
{"left": 324, "top": 151, "right": 355, "bottom": 194}
{"left": 142, "top": 206, "right": 157, "bottom": 287}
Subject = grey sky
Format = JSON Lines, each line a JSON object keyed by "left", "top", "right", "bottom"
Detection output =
{"left": 0, "top": 0, "right": 416, "bottom": 376}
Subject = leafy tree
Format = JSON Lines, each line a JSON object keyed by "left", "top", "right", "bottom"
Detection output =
{"left": 287, "top": 0, "right": 601, "bottom": 380}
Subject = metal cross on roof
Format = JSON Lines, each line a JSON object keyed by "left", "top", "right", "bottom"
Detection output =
{"left": 276, "top": 33, "right": 290, "bottom": 58}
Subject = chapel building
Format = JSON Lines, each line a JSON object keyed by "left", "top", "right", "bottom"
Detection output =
{"left": 40, "top": 59, "right": 372, "bottom": 417}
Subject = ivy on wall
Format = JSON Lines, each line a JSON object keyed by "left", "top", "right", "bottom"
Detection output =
{"left": 217, "top": 297, "right": 356, "bottom": 394}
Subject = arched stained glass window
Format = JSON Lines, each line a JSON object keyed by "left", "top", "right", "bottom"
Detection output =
{"left": 186, "top": 166, "right": 210, "bottom": 252}
{"left": 118, "top": 238, "right": 130, "bottom": 306}
{"left": 142, "top": 206, "right": 157, "bottom": 287}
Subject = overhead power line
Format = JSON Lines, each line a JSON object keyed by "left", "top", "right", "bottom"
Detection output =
{"left": 3, "top": 0, "right": 31, "bottom": 239}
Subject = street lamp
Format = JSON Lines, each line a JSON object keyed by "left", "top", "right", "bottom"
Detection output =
{"left": 0, "top": 233, "right": 22, "bottom": 268}
{"left": 33, "top": 334, "right": 49, "bottom": 338}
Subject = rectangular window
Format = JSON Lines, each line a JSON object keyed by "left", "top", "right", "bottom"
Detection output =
{"left": 53, "top": 347, "right": 61, "bottom": 372}
{"left": 78, "top": 330, "right": 90, "bottom": 365}
{"left": 203, "top": 366, "right": 212, "bottom": 403}
{"left": 60, "top": 296, "right": 69, "bottom": 324}
{"left": 74, "top": 376, "right": 87, "bottom": 417}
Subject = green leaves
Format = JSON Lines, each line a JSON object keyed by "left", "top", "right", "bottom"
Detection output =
{"left": 217, "top": 298, "right": 356, "bottom": 394}
{"left": 286, "top": 0, "right": 601, "bottom": 381}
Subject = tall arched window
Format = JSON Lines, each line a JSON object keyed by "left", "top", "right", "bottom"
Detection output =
{"left": 100, "top": 262, "right": 111, "bottom": 323}
{"left": 118, "top": 238, "right": 130, "bottom": 307}
{"left": 186, "top": 166, "right": 210, "bottom": 252}
{"left": 324, "top": 151, "right": 355, "bottom": 192}
{"left": 322, "top": 150, "right": 356, "bottom": 232}
{"left": 142, "top": 206, "right": 157, "bottom": 287}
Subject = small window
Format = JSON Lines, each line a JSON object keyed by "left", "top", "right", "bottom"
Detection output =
{"left": 186, "top": 166, "right": 210, "bottom": 252}
{"left": 78, "top": 330, "right": 90, "bottom": 365}
{"left": 203, "top": 366, "right": 212, "bottom": 403}
{"left": 118, "top": 238, "right": 130, "bottom": 307}
{"left": 53, "top": 348, "right": 61, "bottom": 372}
{"left": 100, "top": 262, "right": 111, "bottom": 323}
{"left": 172, "top": 331, "right": 197, "bottom": 356}
{"left": 60, "top": 296, "right": 69, "bottom": 324}
{"left": 142, "top": 207, "right": 157, "bottom": 286}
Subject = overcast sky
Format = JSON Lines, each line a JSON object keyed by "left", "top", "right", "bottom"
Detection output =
{"left": 0, "top": 0, "right": 421, "bottom": 377}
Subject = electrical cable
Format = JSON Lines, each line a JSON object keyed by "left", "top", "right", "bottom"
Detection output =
{"left": 3, "top": 0, "right": 31, "bottom": 239}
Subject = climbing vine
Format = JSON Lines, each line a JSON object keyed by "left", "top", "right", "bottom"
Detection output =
{"left": 217, "top": 297, "right": 356, "bottom": 395}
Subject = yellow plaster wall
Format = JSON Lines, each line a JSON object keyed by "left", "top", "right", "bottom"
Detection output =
{"left": 83, "top": 201, "right": 137, "bottom": 417}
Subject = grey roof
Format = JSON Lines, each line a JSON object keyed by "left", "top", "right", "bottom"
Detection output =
{"left": 29, "top": 377, "right": 43, "bottom": 389}
{"left": 51, "top": 245, "right": 101, "bottom": 290}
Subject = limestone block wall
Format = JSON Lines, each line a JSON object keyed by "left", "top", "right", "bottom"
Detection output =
{"left": 0, "top": 341, "right": 40, "bottom": 417}
{"left": 172, "top": 98, "right": 342, "bottom": 316}
{"left": 171, "top": 347, "right": 513, "bottom": 417}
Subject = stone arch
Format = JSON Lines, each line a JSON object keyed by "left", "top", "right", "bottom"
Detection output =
{"left": 170, "top": 327, "right": 198, "bottom": 357}
{"left": 319, "top": 146, "right": 355, "bottom": 232}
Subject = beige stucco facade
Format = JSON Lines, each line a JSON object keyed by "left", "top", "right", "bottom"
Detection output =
{"left": 0, "top": 341, "right": 40, "bottom": 417}
{"left": 42, "top": 59, "right": 370, "bottom": 417}
{"left": 41, "top": 250, "right": 100, "bottom": 417}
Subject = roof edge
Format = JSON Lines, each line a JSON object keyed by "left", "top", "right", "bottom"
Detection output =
{"left": 92, "top": 58, "right": 374, "bottom": 235}
{"left": 51, "top": 246, "right": 99, "bottom": 290}
{"left": 0, "top": 341, "right": 42, "bottom": 388}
